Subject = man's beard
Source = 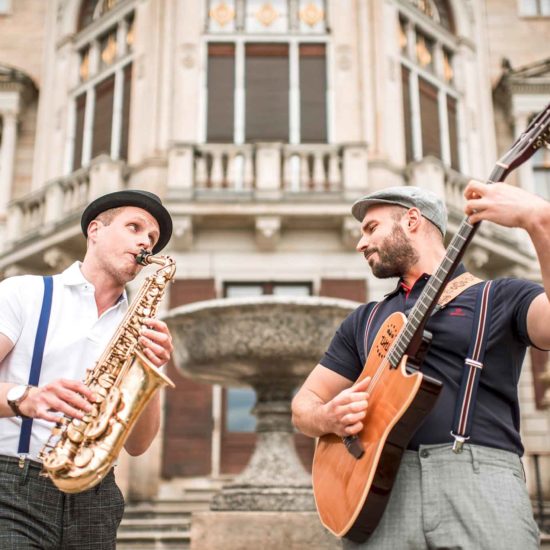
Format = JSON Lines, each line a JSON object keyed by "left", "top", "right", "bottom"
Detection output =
{"left": 366, "top": 223, "right": 419, "bottom": 279}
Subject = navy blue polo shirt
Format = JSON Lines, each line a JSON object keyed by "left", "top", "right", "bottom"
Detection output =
{"left": 320, "top": 265, "right": 545, "bottom": 456}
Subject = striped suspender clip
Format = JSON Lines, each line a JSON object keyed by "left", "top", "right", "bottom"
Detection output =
{"left": 450, "top": 281, "right": 494, "bottom": 454}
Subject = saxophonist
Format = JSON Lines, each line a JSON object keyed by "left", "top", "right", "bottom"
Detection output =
{"left": 0, "top": 190, "right": 174, "bottom": 550}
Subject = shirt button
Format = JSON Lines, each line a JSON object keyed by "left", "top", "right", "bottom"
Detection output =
{"left": 420, "top": 449, "right": 429, "bottom": 458}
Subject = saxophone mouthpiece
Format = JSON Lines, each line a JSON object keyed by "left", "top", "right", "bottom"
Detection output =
{"left": 135, "top": 249, "right": 152, "bottom": 266}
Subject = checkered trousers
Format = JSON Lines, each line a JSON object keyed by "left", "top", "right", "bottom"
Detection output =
{"left": 0, "top": 455, "right": 125, "bottom": 549}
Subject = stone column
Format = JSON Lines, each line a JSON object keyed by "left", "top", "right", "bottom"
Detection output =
{"left": 0, "top": 111, "right": 18, "bottom": 214}
{"left": 255, "top": 143, "right": 282, "bottom": 200}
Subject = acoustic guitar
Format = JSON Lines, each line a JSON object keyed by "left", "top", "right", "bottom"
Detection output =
{"left": 312, "top": 103, "right": 550, "bottom": 543}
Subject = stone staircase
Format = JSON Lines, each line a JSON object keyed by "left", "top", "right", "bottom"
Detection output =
{"left": 117, "top": 479, "right": 224, "bottom": 549}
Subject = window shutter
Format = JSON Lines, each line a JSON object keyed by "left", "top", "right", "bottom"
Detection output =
{"left": 447, "top": 95, "right": 459, "bottom": 170}
{"left": 245, "top": 43, "right": 289, "bottom": 142}
{"left": 401, "top": 66, "right": 414, "bottom": 163}
{"left": 299, "top": 43, "right": 327, "bottom": 143}
{"left": 120, "top": 63, "right": 132, "bottom": 161}
{"left": 320, "top": 279, "right": 367, "bottom": 302}
{"left": 91, "top": 75, "right": 115, "bottom": 159}
{"left": 419, "top": 77, "right": 441, "bottom": 159}
{"left": 207, "top": 43, "right": 235, "bottom": 143}
{"left": 530, "top": 348, "right": 549, "bottom": 411}
{"left": 72, "top": 93, "right": 86, "bottom": 170}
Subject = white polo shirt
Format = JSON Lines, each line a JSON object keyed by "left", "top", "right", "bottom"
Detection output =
{"left": 0, "top": 262, "right": 128, "bottom": 460}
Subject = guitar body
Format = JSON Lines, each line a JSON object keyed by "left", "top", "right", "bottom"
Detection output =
{"left": 312, "top": 312, "right": 442, "bottom": 542}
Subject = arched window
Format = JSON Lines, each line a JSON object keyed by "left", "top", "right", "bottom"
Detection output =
{"left": 399, "top": 0, "right": 460, "bottom": 170}
{"left": 71, "top": 0, "right": 134, "bottom": 171}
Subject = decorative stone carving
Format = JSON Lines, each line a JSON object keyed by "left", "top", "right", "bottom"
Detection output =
{"left": 299, "top": 2, "right": 324, "bottom": 27}
{"left": 255, "top": 216, "right": 280, "bottom": 251}
{"left": 336, "top": 44, "right": 352, "bottom": 71}
{"left": 342, "top": 217, "right": 361, "bottom": 250}
{"left": 181, "top": 44, "right": 196, "bottom": 69}
{"left": 209, "top": 1, "right": 235, "bottom": 27}
{"left": 256, "top": 2, "right": 278, "bottom": 27}
{"left": 172, "top": 216, "right": 193, "bottom": 250}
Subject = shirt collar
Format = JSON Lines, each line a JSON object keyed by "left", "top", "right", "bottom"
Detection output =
{"left": 384, "top": 263, "right": 467, "bottom": 299}
{"left": 60, "top": 262, "right": 128, "bottom": 305}
{"left": 60, "top": 261, "right": 89, "bottom": 286}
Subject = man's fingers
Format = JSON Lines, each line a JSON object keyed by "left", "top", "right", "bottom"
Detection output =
{"left": 347, "top": 399, "right": 368, "bottom": 413}
{"left": 57, "top": 379, "right": 95, "bottom": 402}
{"left": 352, "top": 376, "right": 371, "bottom": 392}
{"left": 342, "top": 410, "right": 366, "bottom": 425}
{"left": 344, "top": 421, "right": 364, "bottom": 436}
{"left": 464, "top": 179, "right": 485, "bottom": 199}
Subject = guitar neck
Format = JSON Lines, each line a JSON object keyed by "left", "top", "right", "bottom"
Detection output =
{"left": 387, "top": 163, "right": 507, "bottom": 368}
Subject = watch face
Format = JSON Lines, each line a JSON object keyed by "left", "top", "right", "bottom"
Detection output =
{"left": 7, "top": 385, "right": 27, "bottom": 402}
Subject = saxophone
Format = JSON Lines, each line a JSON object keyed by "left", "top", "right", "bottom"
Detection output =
{"left": 39, "top": 251, "right": 176, "bottom": 493}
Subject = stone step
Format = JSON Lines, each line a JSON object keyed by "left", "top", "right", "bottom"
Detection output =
{"left": 122, "top": 500, "right": 211, "bottom": 517}
{"left": 117, "top": 530, "right": 190, "bottom": 550}
{"left": 119, "top": 516, "right": 191, "bottom": 531}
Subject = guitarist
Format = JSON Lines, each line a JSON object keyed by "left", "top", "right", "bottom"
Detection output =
{"left": 292, "top": 181, "right": 549, "bottom": 548}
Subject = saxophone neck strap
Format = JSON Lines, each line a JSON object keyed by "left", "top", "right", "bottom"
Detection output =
{"left": 18, "top": 276, "right": 54, "bottom": 456}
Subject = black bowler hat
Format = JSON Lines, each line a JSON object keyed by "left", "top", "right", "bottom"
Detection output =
{"left": 81, "top": 190, "right": 173, "bottom": 253}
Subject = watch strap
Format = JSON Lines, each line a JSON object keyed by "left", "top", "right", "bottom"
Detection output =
{"left": 8, "top": 385, "right": 32, "bottom": 419}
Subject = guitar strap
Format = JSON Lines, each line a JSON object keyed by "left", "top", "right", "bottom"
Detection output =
{"left": 450, "top": 280, "right": 495, "bottom": 453}
{"left": 363, "top": 272, "right": 483, "bottom": 356}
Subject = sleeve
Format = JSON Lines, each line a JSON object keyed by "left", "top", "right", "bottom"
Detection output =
{"left": 0, "top": 276, "right": 33, "bottom": 345}
{"left": 496, "top": 278, "right": 545, "bottom": 348}
{"left": 319, "top": 304, "right": 372, "bottom": 382}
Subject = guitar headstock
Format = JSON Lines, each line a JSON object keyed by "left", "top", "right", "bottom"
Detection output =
{"left": 497, "top": 103, "right": 550, "bottom": 179}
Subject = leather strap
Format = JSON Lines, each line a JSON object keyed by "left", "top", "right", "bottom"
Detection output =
{"left": 364, "top": 272, "right": 483, "bottom": 352}
{"left": 437, "top": 272, "right": 483, "bottom": 309}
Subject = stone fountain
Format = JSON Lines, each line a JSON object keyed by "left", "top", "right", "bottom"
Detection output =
{"left": 163, "top": 295, "right": 358, "bottom": 550}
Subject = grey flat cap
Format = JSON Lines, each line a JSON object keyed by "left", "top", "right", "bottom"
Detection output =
{"left": 351, "top": 186, "right": 447, "bottom": 236}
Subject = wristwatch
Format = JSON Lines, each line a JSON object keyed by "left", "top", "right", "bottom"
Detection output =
{"left": 6, "top": 384, "right": 33, "bottom": 419}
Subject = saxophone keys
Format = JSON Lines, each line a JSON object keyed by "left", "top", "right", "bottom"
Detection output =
{"left": 73, "top": 447, "right": 94, "bottom": 468}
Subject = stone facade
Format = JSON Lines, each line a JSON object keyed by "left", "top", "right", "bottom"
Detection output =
{"left": 0, "top": 0, "right": 549, "bottom": 510}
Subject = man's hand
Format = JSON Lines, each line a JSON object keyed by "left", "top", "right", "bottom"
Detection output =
{"left": 139, "top": 318, "right": 173, "bottom": 366}
{"left": 464, "top": 180, "right": 549, "bottom": 231}
{"left": 18, "top": 379, "right": 95, "bottom": 423}
{"left": 320, "top": 376, "right": 371, "bottom": 437}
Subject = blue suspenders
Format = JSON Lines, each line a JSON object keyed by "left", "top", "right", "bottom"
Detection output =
{"left": 363, "top": 280, "right": 494, "bottom": 453}
{"left": 17, "top": 275, "right": 54, "bottom": 456}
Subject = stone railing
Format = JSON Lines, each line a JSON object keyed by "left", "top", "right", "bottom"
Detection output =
{"left": 167, "top": 142, "right": 368, "bottom": 199}
{"left": 3, "top": 155, "right": 126, "bottom": 250}
{"left": 6, "top": 169, "right": 90, "bottom": 245}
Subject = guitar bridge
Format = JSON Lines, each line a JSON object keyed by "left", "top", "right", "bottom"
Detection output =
{"left": 342, "top": 435, "right": 365, "bottom": 459}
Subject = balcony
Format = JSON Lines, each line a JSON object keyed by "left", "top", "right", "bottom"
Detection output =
{"left": 0, "top": 143, "right": 367, "bottom": 272}
{"left": 0, "top": 144, "right": 537, "bottom": 277}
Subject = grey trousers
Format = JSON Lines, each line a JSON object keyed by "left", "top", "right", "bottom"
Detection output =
{"left": 343, "top": 443, "right": 540, "bottom": 550}
{"left": 0, "top": 455, "right": 125, "bottom": 549}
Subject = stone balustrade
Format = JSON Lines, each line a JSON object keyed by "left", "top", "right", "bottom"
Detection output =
{"left": 5, "top": 167, "right": 90, "bottom": 247}
{"left": 167, "top": 142, "right": 368, "bottom": 200}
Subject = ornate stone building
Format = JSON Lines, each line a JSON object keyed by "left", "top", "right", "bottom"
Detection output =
{"left": 0, "top": 0, "right": 549, "bottom": 534}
